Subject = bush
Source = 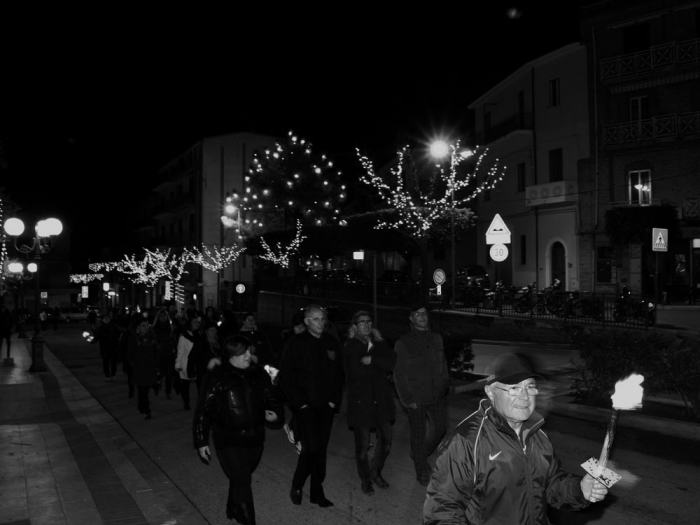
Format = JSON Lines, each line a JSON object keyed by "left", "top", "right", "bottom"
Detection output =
{"left": 570, "top": 329, "right": 700, "bottom": 417}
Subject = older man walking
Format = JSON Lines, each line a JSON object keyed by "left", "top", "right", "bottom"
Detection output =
{"left": 279, "top": 305, "right": 343, "bottom": 508}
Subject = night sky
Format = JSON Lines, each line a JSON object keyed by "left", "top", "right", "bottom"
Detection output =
{"left": 2, "top": 2, "right": 582, "bottom": 269}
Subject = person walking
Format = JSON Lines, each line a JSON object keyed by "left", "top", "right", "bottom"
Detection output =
{"left": 127, "top": 317, "right": 158, "bottom": 420}
{"left": 238, "top": 312, "right": 276, "bottom": 367}
{"left": 393, "top": 303, "right": 449, "bottom": 486}
{"left": 424, "top": 353, "right": 609, "bottom": 524}
{"left": 193, "top": 335, "right": 284, "bottom": 525}
{"left": 191, "top": 321, "right": 222, "bottom": 392}
{"left": 175, "top": 315, "right": 203, "bottom": 410}
{"left": 0, "top": 305, "right": 15, "bottom": 361}
{"left": 279, "top": 309, "right": 306, "bottom": 454}
{"left": 152, "top": 308, "right": 176, "bottom": 399}
{"left": 91, "top": 312, "right": 123, "bottom": 380}
{"left": 343, "top": 310, "right": 397, "bottom": 495}
{"left": 279, "top": 305, "right": 343, "bottom": 508}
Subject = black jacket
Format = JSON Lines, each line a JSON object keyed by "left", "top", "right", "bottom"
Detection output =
{"left": 193, "top": 359, "right": 283, "bottom": 449}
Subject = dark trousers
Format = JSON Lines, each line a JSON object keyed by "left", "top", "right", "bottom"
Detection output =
{"left": 353, "top": 421, "right": 392, "bottom": 482}
{"left": 137, "top": 385, "right": 151, "bottom": 415}
{"left": 216, "top": 443, "right": 263, "bottom": 521}
{"left": 180, "top": 378, "right": 194, "bottom": 409}
{"left": 102, "top": 352, "right": 118, "bottom": 378}
{"left": 291, "top": 405, "right": 335, "bottom": 499}
{"left": 157, "top": 354, "right": 175, "bottom": 395}
{"left": 406, "top": 400, "right": 447, "bottom": 476}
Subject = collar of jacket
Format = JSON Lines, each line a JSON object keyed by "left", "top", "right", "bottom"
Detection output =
{"left": 480, "top": 398, "right": 545, "bottom": 442}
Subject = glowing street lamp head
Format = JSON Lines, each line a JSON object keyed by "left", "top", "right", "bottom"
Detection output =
{"left": 225, "top": 204, "right": 236, "bottom": 215}
{"left": 8, "top": 262, "right": 24, "bottom": 273}
{"left": 4, "top": 217, "right": 25, "bottom": 236}
{"left": 27, "top": 262, "right": 38, "bottom": 273}
{"left": 430, "top": 140, "right": 449, "bottom": 159}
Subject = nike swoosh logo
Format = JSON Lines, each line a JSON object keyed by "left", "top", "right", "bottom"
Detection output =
{"left": 489, "top": 451, "right": 502, "bottom": 460}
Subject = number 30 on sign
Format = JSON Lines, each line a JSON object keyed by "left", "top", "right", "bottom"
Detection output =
{"left": 490, "top": 243, "right": 509, "bottom": 262}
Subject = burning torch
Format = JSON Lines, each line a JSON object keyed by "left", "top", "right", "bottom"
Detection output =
{"left": 581, "top": 373, "right": 644, "bottom": 488}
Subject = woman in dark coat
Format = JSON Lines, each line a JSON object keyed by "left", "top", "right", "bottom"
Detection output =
{"left": 193, "top": 335, "right": 283, "bottom": 525}
{"left": 152, "top": 308, "right": 176, "bottom": 398}
{"left": 127, "top": 317, "right": 158, "bottom": 419}
{"left": 343, "top": 310, "right": 397, "bottom": 495}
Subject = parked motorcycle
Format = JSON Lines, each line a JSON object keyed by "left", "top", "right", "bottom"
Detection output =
{"left": 513, "top": 283, "right": 536, "bottom": 313}
{"left": 532, "top": 278, "right": 564, "bottom": 316}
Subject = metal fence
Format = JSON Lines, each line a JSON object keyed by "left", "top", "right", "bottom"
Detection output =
{"left": 258, "top": 277, "right": 656, "bottom": 329}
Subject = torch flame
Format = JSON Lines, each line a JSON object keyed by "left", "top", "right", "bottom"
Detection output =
{"left": 611, "top": 373, "right": 644, "bottom": 410}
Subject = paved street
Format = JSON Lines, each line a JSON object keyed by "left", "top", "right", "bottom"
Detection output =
{"left": 2, "top": 325, "right": 699, "bottom": 524}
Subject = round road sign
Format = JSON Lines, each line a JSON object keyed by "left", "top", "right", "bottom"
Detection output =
{"left": 433, "top": 269, "right": 446, "bottom": 285}
{"left": 489, "top": 243, "right": 509, "bottom": 262}
{"left": 235, "top": 284, "right": 246, "bottom": 294}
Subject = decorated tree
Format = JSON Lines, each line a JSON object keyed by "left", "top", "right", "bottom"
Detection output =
{"left": 247, "top": 131, "right": 347, "bottom": 231}
{"left": 357, "top": 141, "right": 506, "bottom": 299}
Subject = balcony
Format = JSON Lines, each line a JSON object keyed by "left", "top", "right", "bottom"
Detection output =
{"left": 476, "top": 112, "right": 533, "bottom": 145}
{"left": 601, "top": 38, "right": 700, "bottom": 81}
{"left": 525, "top": 180, "right": 578, "bottom": 207}
{"left": 603, "top": 112, "right": 700, "bottom": 147}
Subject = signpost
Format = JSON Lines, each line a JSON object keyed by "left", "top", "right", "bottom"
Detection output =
{"left": 486, "top": 214, "right": 511, "bottom": 287}
{"left": 433, "top": 269, "right": 446, "bottom": 297}
{"left": 652, "top": 228, "right": 668, "bottom": 309}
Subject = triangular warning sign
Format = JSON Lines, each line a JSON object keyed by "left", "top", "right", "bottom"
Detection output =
{"left": 654, "top": 232, "right": 666, "bottom": 249}
{"left": 486, "top": 213, "right": 511, "bottom": 245}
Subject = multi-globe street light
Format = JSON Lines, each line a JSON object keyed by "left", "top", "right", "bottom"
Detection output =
{"left": 3, "top": 217, "right": 62, "bottom": 372}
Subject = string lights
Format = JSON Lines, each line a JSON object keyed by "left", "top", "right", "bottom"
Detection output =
{"left": 189, "top": 244, "right": 246, "bottom": 272}
{"left": 356, "top": 142, "right": 506, "bottom": 237}
{"left": 248, "top": 131, "right": 346, "bottom": 227}
{"left": 259, "top": 220, "right": 306, "bottom": 268}
{"left": 69, "top": 273, "right": 105, "bottom": 284}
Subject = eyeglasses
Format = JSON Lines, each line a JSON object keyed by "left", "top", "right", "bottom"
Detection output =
{"left": 493, "top": 385, "right": 539, "bottom": 396}
{"left": 306, "top": 317, "right": 326, "bottom": 323}
{"left": 357, "top": 320, "right": 372, "bottom": 326}
{"left": 412, "top": 311, "right": 428, "bottom": 317}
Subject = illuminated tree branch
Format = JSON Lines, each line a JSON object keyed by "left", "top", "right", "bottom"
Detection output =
{"left": 259, "top": 220, "right": 306, "bottom": 268}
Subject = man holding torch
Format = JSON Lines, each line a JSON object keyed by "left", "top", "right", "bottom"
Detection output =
{"left": 424, "top": 353, "right": 608, "bottom": 524}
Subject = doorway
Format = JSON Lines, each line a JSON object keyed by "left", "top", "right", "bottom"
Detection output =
{"left": 551, "top": 242, "right": 566, "bottom": 289}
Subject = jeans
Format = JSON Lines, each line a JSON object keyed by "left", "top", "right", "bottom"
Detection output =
{"left": 353, "top": 421, "right": 392, "bottom": 481}
{"left": 406, "top": 400, "right": 447, "bottom": 476}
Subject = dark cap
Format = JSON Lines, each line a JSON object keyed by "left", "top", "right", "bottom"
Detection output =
{"left": 409, "top": 302, "right": 429, "bottom": 315}
{"left": 486, "top": 353, "right": 544, "bottom": 385}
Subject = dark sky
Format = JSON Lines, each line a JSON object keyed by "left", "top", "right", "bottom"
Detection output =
{"left": 2, "top": 2, "right": 582, "bottom": 269}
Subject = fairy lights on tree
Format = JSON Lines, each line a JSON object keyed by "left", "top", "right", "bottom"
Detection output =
{"left": 189, "top": 244, "right": 246, "bottom": 273}
{"left": 247, "top": 131, "right": 347, "bottom": 228}
{"left": 259, "top": 220, "right": 306, "bottom": 268}
{"left": 90, "top": 249, "right": 192, "bottom": 287}
{"left": 357, "top": 142, "right": 505, "bottom": 238}
{"left": 69, "top": 273, "right": 105, "bottom": 284}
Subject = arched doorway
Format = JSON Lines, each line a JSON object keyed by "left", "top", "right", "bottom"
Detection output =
{"left": 551, "top": 242, "right": 566, "bottom": 288}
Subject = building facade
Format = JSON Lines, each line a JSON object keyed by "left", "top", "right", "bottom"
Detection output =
{"left": 579, "top": 0, "right": 700, "bottom": 301}
{"left": 468, "top": 43, "right": 590, "bottom": 291}
{"left": 136, "top": 132, "right": 277, "bottom": 310}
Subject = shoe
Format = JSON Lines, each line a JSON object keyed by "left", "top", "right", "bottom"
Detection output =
{"left": 145, "top": 412, "right": 152, "bottom": 420}
{"left": 283, "top": 423, "right": 295, "bottom": 444}
{"left": 289, "top": 489, "right": 302, "bottom": 505}
{"left": 361, "top": 480, "right": 374, "bottom": 494}
{"left": 417, "top": 473, "right": 430, "bottom": 486}
{"left": 371, "top": 471, "right": 389, "bottom": 489}
{"left": 227, "top": 502, "right": 255, "bottom": 524}
{"left": 309, "top": 496, "right": 334, "bottom": 508}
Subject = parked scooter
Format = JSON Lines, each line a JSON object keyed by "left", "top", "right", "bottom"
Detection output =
{"left": 532, "top": 278, "right": 564, "bottom": 315}
{"left": 613, "top": 286, "right": 655, "bottom": 326}
{"left": 513, "top": 283, "right": 536, "bottom": 313}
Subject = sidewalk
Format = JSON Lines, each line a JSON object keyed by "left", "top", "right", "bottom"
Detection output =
{"left": 0, "top": 335, "right": 207, "bottom": 525}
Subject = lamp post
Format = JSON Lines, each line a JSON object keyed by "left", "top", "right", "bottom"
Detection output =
{"left": 4, "top": 261, "right": 36, "bottom": 364}
{"left": 3, "top": 217, "right": 62, "bottom": 373}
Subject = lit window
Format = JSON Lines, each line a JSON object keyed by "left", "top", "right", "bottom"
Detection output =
{"left": 629, "top": 170, "right": 652, "bottom": 205}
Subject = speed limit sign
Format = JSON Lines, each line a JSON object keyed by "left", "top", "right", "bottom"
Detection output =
{"left": 489, "top": 243, "right": 509, "bottom": 262}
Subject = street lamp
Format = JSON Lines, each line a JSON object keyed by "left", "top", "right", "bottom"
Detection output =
{"left": 430, "top": 141, "right": 473, "bottom": 308}
{"left": 3, "top": 217, "right": 62, "bottom": 372}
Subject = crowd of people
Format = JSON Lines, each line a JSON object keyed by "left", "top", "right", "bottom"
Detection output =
{"left": 75, "top": 301, "right": 607, "bottom": 525}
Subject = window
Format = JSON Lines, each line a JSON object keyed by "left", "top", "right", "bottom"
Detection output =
{"left": 629, "top": 170, "right": 652, "bottom": 205}
{"left": 520, "top": 235, "right": 527, "bottom": 265}
{"left": 517, "top": 162, "right": 526, "bottom": 192}
{"left": 629, "top": 96, "right": 649, "bottom": 121}
{"left": 549, "top": 148, "right": 563, "bottom": 182}
{"left": 548, "top": 78, "right": 560, "bottom": 107}
{"left": 596, "top": 247, "right": 614, "bottom": 283}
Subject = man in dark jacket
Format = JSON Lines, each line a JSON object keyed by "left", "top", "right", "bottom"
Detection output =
{"left": 279, "top": 305, "right": 343, "bottom": 508}
{"left": 393, "top": 303, "right": 449, "bottom": 486}
{"left": 424, "top": 353, "right": 608, "bottom": 524}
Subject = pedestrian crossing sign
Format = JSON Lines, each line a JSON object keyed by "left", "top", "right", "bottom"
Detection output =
{"left": 652, "top": 228, "right": 668, "bottom": 252}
